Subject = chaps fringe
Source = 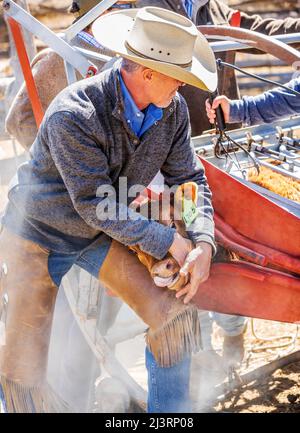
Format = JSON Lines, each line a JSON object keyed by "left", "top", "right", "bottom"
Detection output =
{"left": 145, "top": 305, "right": 202, "bottom": 368}
{"left": 0, "top": 377, "right": 71, "bottom": 413}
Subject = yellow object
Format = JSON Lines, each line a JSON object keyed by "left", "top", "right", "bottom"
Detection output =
{"left": 249, "top": 166, "right": 300, "bottom": 203}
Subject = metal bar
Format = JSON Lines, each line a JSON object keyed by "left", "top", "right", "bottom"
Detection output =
{"left": 73, "top": 46, "right": 112, "bottom": 64}
{"left": 3, "top": 0, "right": 95, "bottom": 76}
{"left": 72, "top": 31, "right": 300, "bottom": 58}
{"left": 64, "top": 0, "right": 118, "bottom": 42}
{"left": 7, "top": 17, "right": 44, "bottom": 127}
{"left": 210, "top": 33, "right": 300, "bottom": 53}
{"left": 236, "top": 59, "right": 284, "bottom": 68}
{"left": 253, "top": 147, "right": 300, "bottom": 168}
{"left": 64, "top": 60, "right": 77, "bottom": 86}
{"left": 281, "top": 136, "right": 300, "bottom": 150}
{"left": 192, "top": 116, "right": 300, "bottom": 147}
{"left": 256, "top": 159, "right": 300, "bottom": 180}
{"left": 5, "top": 0, "right": 300, "bottom": 70}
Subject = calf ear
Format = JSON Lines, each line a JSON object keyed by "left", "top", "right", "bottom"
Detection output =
{"left": 128, "top": 245, "right": 155, "bottom": 273}
{"left": 175, "top": 182, "right": 198, "bottom": 204}
{"left": 173, "top": 182, "right": 198, "bottom": 225}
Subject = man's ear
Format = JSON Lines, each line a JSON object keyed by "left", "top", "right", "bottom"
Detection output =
{"left": 143, "top": 68, "right": 153, "bottom": 83}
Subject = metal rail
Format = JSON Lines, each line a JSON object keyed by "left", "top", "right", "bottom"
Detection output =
{"left": 64, "top": 0, "right": 118, "bottom": 42}
{"left": 3, "top": 0, "right": 96, "bottom": 80}
{"left": 210, "top": 33, "right": 300, "bottom": 53}
{"left": 4, "top": 0, "right": 300, "bottom": 86}
{"left": 193, "top": 116, "right": 300, "bottom": 216}
{"left": 62, "top": 33, "right": 300, "bottom": 67}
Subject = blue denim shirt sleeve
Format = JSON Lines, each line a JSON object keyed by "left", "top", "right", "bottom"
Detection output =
{"left": 229, "top": 77, "right": 300, "bottom": 126}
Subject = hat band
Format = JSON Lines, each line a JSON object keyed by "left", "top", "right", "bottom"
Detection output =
{"left": 124, "top": 40, "right": 192, "bottom": 68}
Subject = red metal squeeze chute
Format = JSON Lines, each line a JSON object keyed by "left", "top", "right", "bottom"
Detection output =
{"left": 191, "top": 26, "right": 300, "bottom": 324}
{"left": 193, "top": 157, "right": 300, "bottom": 324}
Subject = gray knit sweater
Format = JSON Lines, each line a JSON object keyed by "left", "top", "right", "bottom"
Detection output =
{"left": 3, "top": 61, "right": 215, "bottom": 258}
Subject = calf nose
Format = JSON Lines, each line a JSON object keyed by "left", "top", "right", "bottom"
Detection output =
{"left": 151, "top": 257, "right": 179, "bottom": 278}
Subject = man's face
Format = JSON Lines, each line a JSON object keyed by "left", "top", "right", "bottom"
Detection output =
{"left": 144, "top": 70, "right": 185, "bottom": 108}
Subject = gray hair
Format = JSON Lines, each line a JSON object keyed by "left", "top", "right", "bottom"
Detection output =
{"left": 121, "top": 58, "right": 144, "bottom": 73}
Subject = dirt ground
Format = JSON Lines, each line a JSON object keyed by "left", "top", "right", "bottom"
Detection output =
{"left": 216, "top": 362, "right": 300, "bottom": 413}
{"left": 209, "top": 319, "right": 300, "bottom": 413}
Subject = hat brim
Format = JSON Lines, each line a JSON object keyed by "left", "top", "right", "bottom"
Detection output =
{"left": 92, "top": 8, "right": 217, "bottom": 92}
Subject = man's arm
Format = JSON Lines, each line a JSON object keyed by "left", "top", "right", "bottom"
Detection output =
{"left": 230, "top": 78, "right": 300, "bottom": 125}
{"left": 206, "top": 77, "right": 300, "bottom": 126}
{"left": 161, "top": 97, "right": 216, "bottom": 254}
{"left": 161, "top": 97, "right": 215, "bottom": 303}
{"left": 46, "top": 111, "right": 175, "bottom": 260}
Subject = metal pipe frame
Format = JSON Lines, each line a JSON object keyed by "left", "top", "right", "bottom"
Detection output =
{"left": 4, "top": 1, "right": 300, "bottom": 86}
{"left": 3, "top": 0, "right": 96, "bottom": 78}
{"left": 69, "top": 33, "right": 300, "bottom": 63}
{"left": 210, "top": 33, "right": 300, "bottom": 53}
{"left": 64, "top": 0, "right": 118, "bottom": 42}
{"left": 5, "top": 0, "right": 300, "bottom": 84}
{"left": 3, "top": 0, "right": 120, "bottom": 84}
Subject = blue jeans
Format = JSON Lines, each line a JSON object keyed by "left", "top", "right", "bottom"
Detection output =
{"left": 212, "top": 312, "right": 246, "bottom": 336}
{"left": 146, "top": 347, "right": 191, "bottom": 413}
{"left": 47, "top": 233, "right": 112, "bottom": 286}
{"left": 46, "top": 236, "right": 191, "bottom": 413}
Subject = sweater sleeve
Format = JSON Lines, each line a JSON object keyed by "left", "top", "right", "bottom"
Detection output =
{"left": 160, "top": 98, "right": 216, "bottom": 253}
{"left": 229, "top": 77, "right": 300, "bottom": 126}
{"left": 45, "top": 111, "right": 175, "bottom": 260}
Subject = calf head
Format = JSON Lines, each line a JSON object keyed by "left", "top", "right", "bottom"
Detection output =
{"left": 129, "top": 182, "right": 198, "bottom": 291}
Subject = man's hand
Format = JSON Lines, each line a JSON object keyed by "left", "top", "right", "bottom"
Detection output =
{"left": 168, "top": 232, "right": 193, "bottom": 267}
{"left": 175, "top": 242, "right": 213, "bottom": 304}
{"left": 205, "top": 96, "right": 231, "bottom": 124}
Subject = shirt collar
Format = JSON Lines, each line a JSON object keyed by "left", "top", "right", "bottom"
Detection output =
{"left": 182, "top": 0, "right": 209, "bottom": 18}
{"left": 118, "top": 70, "right": 143, "bottom": 132}
{"left": 118, "top": 70, "right": 163, "bottom": 138}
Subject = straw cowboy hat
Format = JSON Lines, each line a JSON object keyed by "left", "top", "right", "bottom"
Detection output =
{"left": 92, "top": 6, "right": 217, "bottom": 91}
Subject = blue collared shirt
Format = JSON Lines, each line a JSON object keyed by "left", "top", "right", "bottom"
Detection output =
{"left": 118, "top": 71, "right": 163, "bottom": 138}
{"left": 182, "top": 0, "right": 194, "bottom": 19}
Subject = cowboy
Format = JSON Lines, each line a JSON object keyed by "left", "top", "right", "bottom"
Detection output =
{"left": 0, "top": 7, "right": 217, "bottom": 412}
{"left": 136, "top": 0, "right": 300, "bottom": 369}
{"left": 4, "top": 0, "right": 137, "bottom": 412}
{"left": 5, "top": 0, "right": 137, "bottom": 150}
{"left": 206, "top": 76, "right": 300, "bottom": 126}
